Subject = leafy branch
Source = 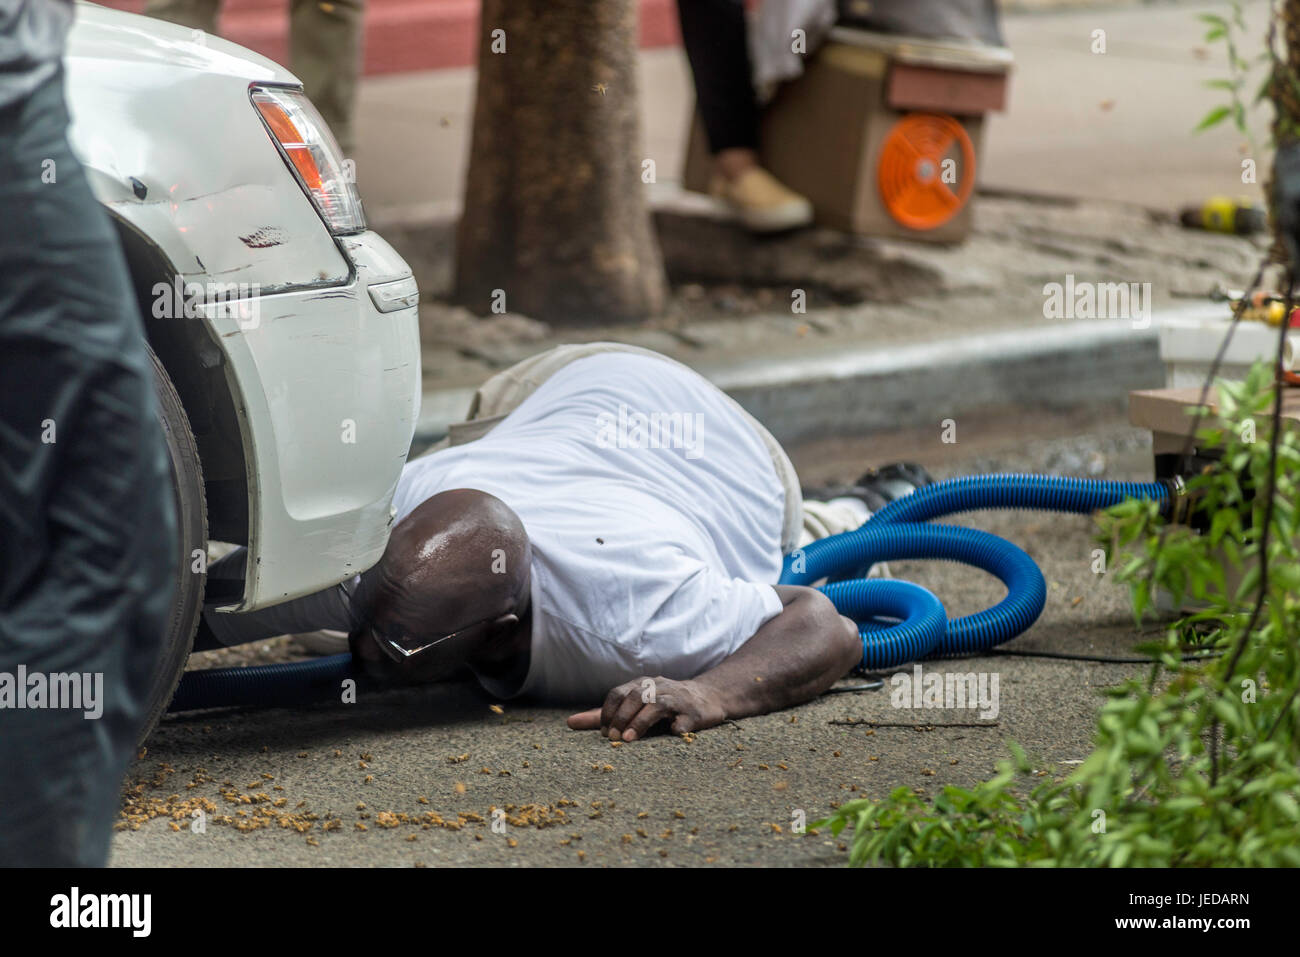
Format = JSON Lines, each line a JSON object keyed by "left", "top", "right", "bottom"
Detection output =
{"left": 813, "top": 362, "right": 1300, "bottom": 867}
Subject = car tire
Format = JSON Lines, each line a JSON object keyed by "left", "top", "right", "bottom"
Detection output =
{"left": 139, "top": 346, "right": 208, "bottom": 744}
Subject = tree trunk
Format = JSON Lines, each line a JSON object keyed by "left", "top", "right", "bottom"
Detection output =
{"left": 454, "top": 0, "right": 668, "bottom": 324}
{"left": 1272, "top": 1, "right": 1300, "bottom": 265}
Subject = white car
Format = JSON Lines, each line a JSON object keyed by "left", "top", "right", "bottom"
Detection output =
{"left": 66, "top": 2, "right": 423, "bottom": 732}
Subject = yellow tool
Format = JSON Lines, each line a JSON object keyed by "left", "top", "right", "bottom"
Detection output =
{"left": 1179, "top": 196, "right": 1267, "bottom": 235}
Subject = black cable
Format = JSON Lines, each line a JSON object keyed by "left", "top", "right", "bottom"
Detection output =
{"left": 985, "top": 647, "right": 1223, "bottom": 664}
{"left": 848, "top": 648, "right": 1224, "bottom": 667}
{"left": 824, "top": 679, "right": 885, "bottom": 694}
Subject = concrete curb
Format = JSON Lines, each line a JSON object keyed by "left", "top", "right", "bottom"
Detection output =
{"left": 413, "top": 304, "right": 1227, "bottom": 450}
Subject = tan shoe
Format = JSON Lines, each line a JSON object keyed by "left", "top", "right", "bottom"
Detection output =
{"left": 709, "top": 167, "right": 814, "bottom": 233}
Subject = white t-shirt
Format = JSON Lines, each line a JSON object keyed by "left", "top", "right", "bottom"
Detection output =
{"left": 392, "top": 353, "right": 787, "bottom": 703}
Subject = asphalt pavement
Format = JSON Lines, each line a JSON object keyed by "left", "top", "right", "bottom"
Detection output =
{"left": 111, "top": 407, "right": 1164, "bottom": 867}
{"left": 106, "top": 0, "right": 1260, "bottom": 868}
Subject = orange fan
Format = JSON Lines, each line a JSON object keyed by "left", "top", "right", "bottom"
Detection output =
{"left": 877, "top": 113, "right": 976, "bottom": 230}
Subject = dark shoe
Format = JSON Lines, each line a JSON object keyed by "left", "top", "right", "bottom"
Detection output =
{"left": 854, "top": 462, "right": 934, "bottom": 504}
{"left": 802, "top": 461, "right": 934, "bottom": 512}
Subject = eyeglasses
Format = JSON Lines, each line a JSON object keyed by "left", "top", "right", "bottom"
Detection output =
{"left": 369, "top": 613, "right": 519, "bottom": 664}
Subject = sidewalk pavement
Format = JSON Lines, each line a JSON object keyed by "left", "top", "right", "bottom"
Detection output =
{"left": 355, "top": 0, "right": 1271, "bottom": 216}
{"left": 342, "top": 0, "right": 1273, "bottom": 449}
{"left": 409, "top": 191, "right": 1259, "bottom": 448}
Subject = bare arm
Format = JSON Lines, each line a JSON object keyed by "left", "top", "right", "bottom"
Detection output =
{"left": 567, "top": 585, "right": 861, "bottom": 741}
{"left": 698, "top": 585, "right": 861, "bottom": 719}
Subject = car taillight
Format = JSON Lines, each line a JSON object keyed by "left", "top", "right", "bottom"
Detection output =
{"left": 251, "top": 86, "right": 365, "bottom": 235}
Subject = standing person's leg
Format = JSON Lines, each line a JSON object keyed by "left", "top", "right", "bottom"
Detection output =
{"left": 677, "top": 0, "right": 760, "bottom": 165}
{"left": 141, "top": 0, "right": 221, "bottom": 35}
{"left": 676, "top": 0, "right": 812, "bottom": 231}
{"left": 0, "top": 71, "right": 176, "bottom": 866}
{"left": 289, "top": 0, "right": 366, "bottom": 155}
{"left": 143, "top": 0, "right": 364, "bottom": 155}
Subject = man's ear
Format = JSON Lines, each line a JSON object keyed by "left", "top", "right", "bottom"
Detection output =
{"left": 490, "top": 613, "right": 519, "bottom": 630}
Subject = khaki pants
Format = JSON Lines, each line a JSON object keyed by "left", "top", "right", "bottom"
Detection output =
{"left": 425, "top": 342, "right": 869, "bottom": 555}
{"left": 143, "top": 0, "right": 364, "bottom": 154}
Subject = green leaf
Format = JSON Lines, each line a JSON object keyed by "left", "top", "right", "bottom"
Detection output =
{"left": 1195, "top": 105, "right": 1232, "bottom": 131}
{"left": 1272, "top": 792, "right": 1300, "bottom": 822}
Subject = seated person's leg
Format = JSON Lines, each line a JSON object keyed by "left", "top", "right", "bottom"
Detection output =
{"left": 677, "top": 0, "right": 813, "bottom": 232}
{"left": 678, "top": 0, "right": 760, "bottom": 159}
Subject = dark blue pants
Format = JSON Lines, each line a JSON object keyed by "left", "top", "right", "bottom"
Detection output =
{"left": 0, "top": 70, "right": 176, "bottom": 866}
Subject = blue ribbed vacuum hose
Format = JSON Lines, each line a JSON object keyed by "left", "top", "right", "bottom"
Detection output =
{"left": 780, "top": 475, "right": 1170, "bottom": 672}
{"left": 869, "top": 474, "right": 1170, "bottom": 526}
{"left": 169, "top": 653, "right": 356, "bottom": 712}
{"left": 788, "top": 524, "right": 1046, "bottom": 668}
{"left": 169, "top": 474, "right": 1171, "bottom": 712}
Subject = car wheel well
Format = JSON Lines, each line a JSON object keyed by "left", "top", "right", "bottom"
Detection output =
{"left": 110, "top": 213, "right": 251, "bottom": 546}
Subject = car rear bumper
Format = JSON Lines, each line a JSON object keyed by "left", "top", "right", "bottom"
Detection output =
{"left": 206, "top": 230, "right": 422, "bottom": 612}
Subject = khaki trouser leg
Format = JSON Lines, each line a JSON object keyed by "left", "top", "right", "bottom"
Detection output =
{"left": 290, "top": 0, "right": 366, "bottom": 155}
{"left": 799, "top": 499, "right": 866, "bottom": 545}
{"left": 142, "top": 0, "right": 363, "bottom": 156}
{"left": 142, "top": 0, "right": 220, "bottom": 35}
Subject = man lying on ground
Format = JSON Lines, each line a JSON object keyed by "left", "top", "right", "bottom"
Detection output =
{"left": 197, "top": 345, "right": 926, "bottom": 740}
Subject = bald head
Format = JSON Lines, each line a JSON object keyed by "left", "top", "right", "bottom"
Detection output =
{"left": 351, "top": 489, "right": 531, "bottom": 682}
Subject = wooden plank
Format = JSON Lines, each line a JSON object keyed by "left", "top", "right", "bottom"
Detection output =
{"left": 1129, "top": 386, "right": 1300, "bottom": 439}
